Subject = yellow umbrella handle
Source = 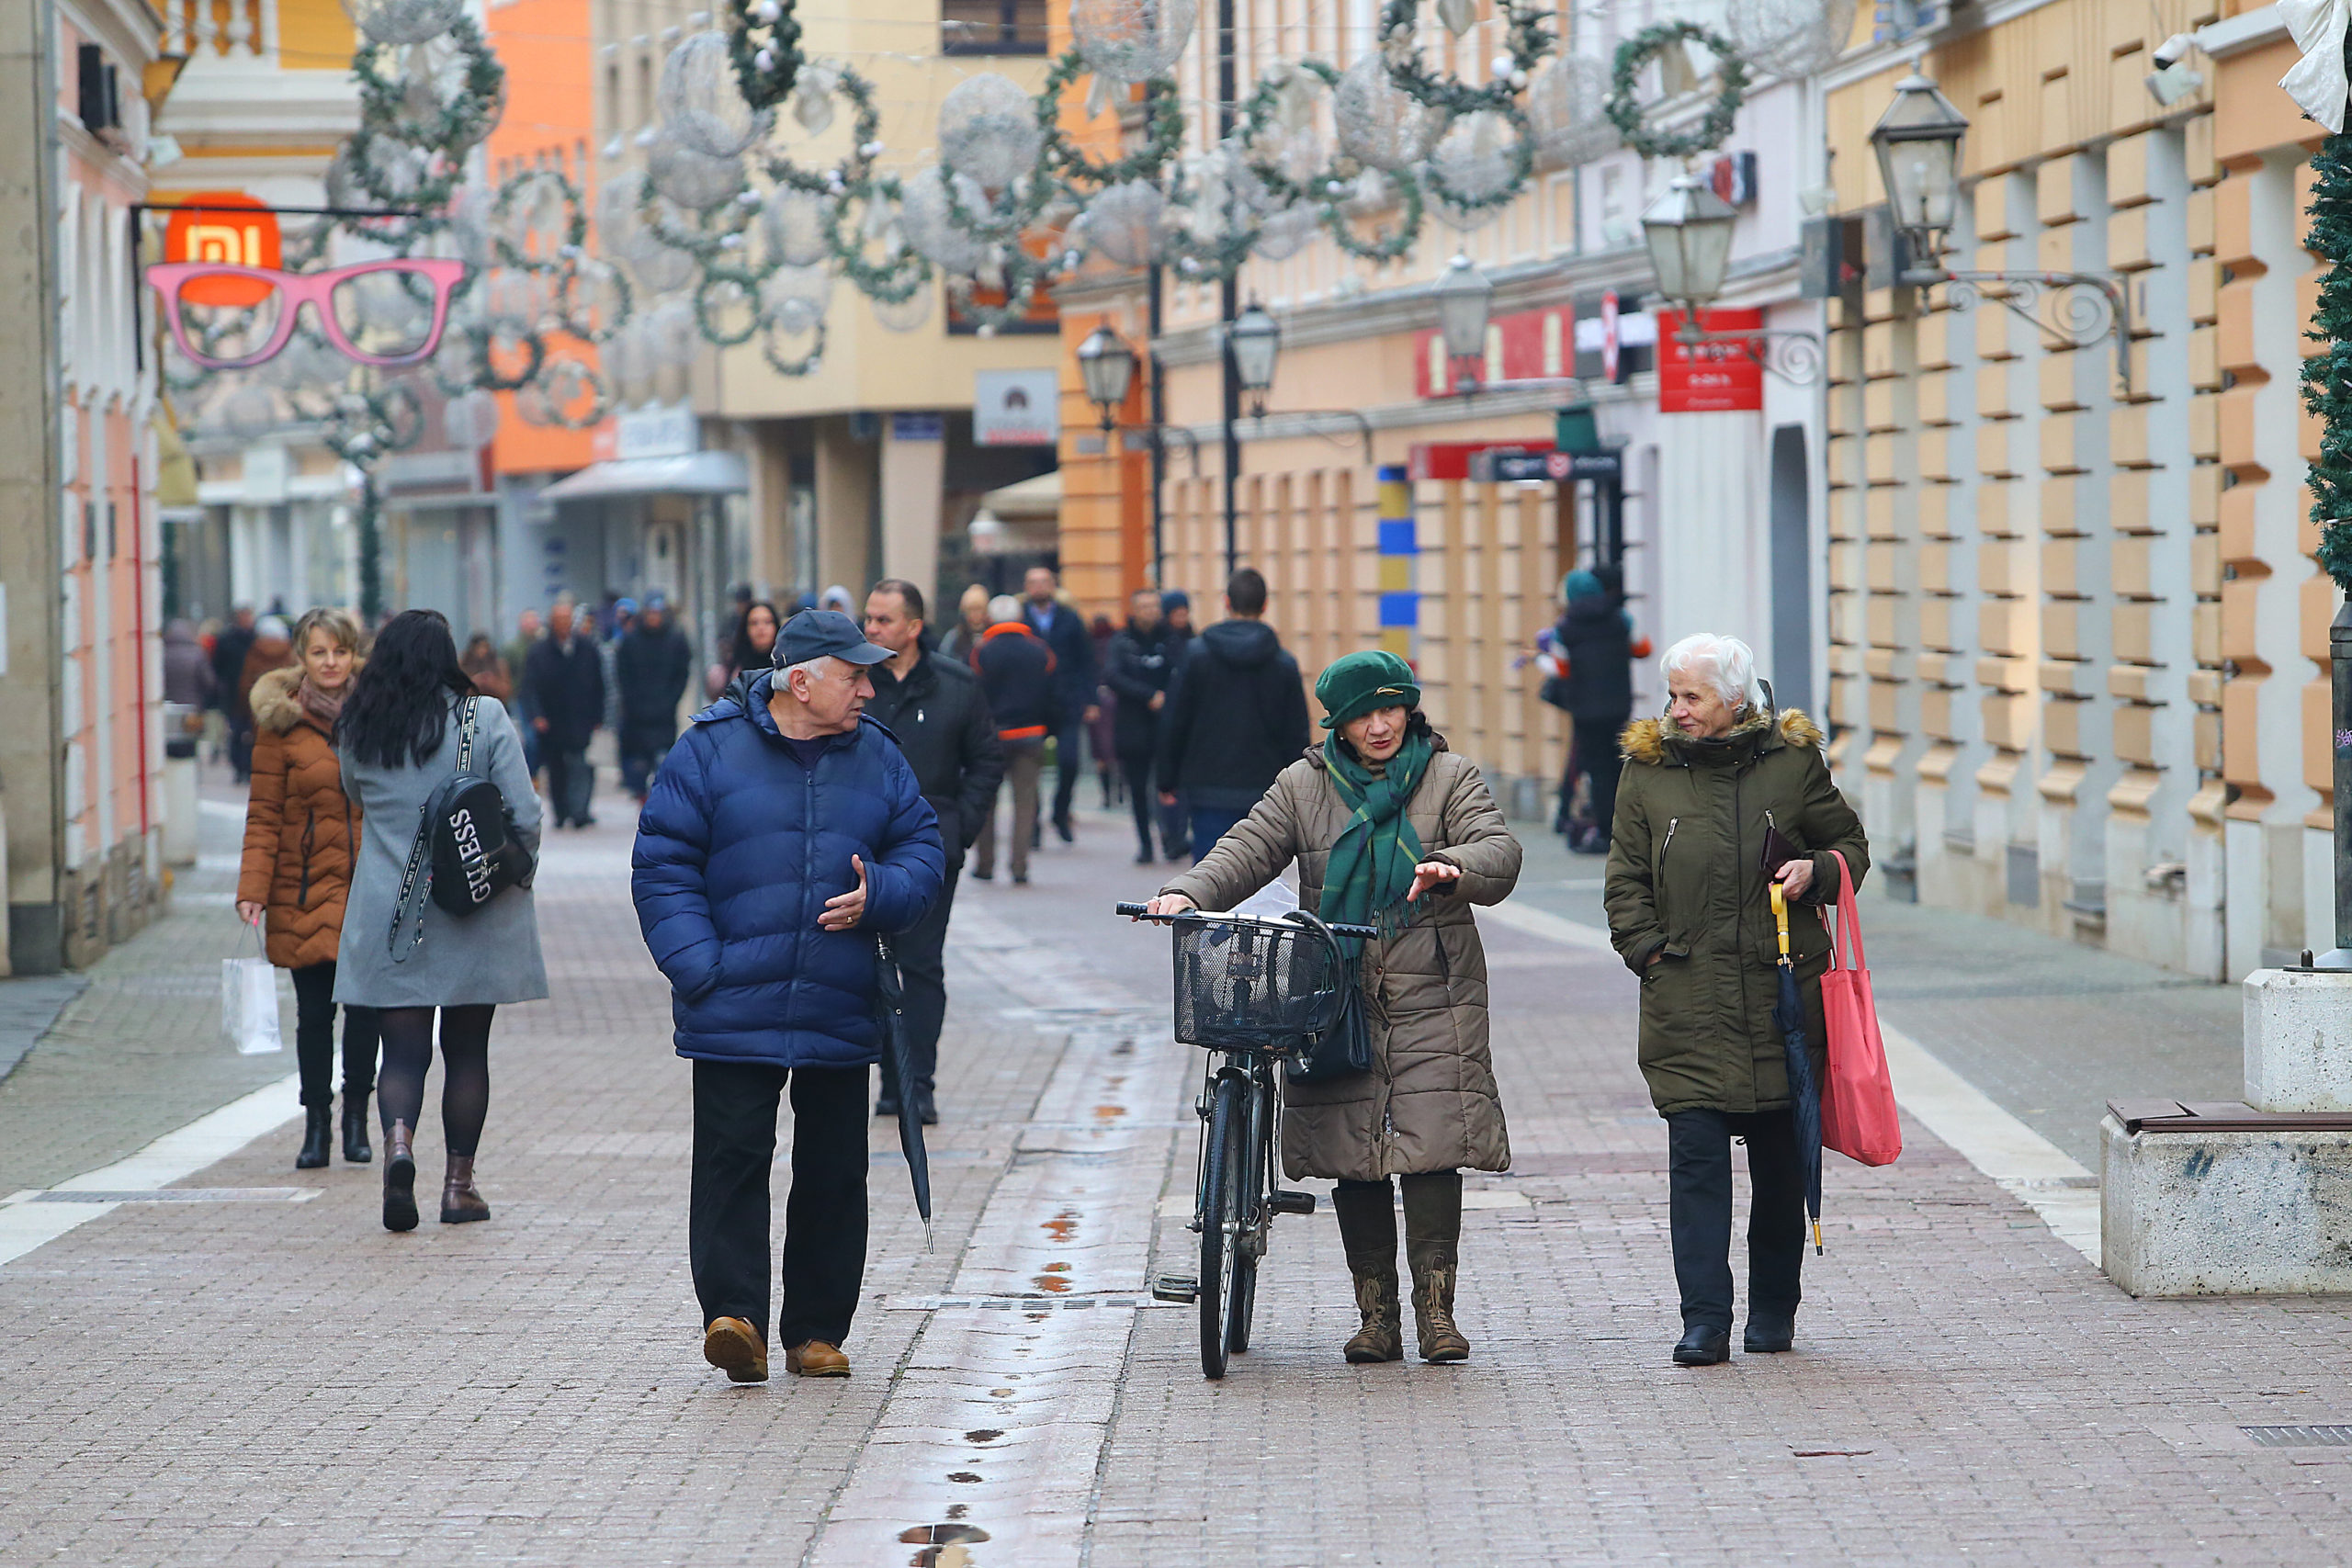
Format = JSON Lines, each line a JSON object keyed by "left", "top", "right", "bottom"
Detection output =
{"left": 1769, "top": 879, "right": 1791, "bottom": 961}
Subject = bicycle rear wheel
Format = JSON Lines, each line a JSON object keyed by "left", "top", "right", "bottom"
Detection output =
{"left": 1199, "top": 1072, "right": 1249, "bottom": 1380}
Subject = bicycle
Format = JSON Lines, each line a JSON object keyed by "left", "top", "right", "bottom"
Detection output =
{"left": 1116, "top": 901, "right": 1378, "bottom": 1380}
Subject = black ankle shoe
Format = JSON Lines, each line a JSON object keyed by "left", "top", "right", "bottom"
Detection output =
{"left": 295, "top": 1108, "right": 332, "bottom": 1170}
{"left": 1673, "top": 1325, "right": 1731, "bottom": 1366}
{"left": 342, "top": 1096, "right": 373, "bottom": 1164}
{"left": 1743, "top": 1317, "right": 1794, "bottom": 1353}
{"left": 875, "top": 1095, "right": 900, "bottom": 1119}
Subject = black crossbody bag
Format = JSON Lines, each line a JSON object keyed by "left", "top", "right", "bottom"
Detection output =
{"left": 388, "top": 696, "right": 534, "bottom": 962}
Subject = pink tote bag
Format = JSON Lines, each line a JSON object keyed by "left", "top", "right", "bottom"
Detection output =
{"left": 1818, "top": 850, "right": 1901, "bottom": 1168}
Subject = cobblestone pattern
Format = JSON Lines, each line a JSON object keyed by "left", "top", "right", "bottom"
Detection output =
{"left": 4, "top": 795, "right": 2352, "bottom": 1566}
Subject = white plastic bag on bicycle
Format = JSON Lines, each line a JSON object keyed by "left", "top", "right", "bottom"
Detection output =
{"left": 220, "top": 925, "right": 283, "bottom": 1055}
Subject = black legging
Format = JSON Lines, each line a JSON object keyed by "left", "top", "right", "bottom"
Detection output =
{"left": 375, "top": 1004, "right": 495, "bottom": 1156}
{"left": 287, "top": 961, "right": 379, "bottom": 1110}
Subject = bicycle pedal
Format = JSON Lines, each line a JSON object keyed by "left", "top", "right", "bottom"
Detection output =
{"left": 1151, "top": 1273, "right": 1198, "bottom": 1304}
{"left": 1267, "top": 1190, "right": 1317, "bottom": 1216}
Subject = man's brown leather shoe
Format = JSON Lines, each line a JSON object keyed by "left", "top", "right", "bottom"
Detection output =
{"left": 784, "top": 1339, "right": 850, "bottom": 1377}
{"left": 703, "top": 1317, "right": 768, "bottom": 1383}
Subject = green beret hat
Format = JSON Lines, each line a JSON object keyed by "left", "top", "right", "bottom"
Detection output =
{"left": 1316, "top": 649, "right": 1422, "bottom": 729}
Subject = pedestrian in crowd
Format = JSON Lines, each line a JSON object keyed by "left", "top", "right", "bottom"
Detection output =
{"left": 1088, "top": 613, "right": 1120, "bottom": 810}
{"left": 709, "top": 599, "right": 780, "bottom": 698}
{"left": 211, "top": 605, "right": 256, "bottom": 770}
{"left": 460, "top": 633, "right": 512, "bottom": 702}
{"left": 939, "top": 584, "right": 989, "bottom": 661}
{"left": 617, "top": 594, "right": 694, "bottom": 803}
{"left": 231, "top": 615, "right": 298, "bottom": 784}
{"left": 1155, "top": 567, "right": 1309, "bottom": 859}
{"left": 1602, "top": 632, "right": 1870, "bottom": 1367}
{"left": 502, "top": 608, "right": 543, "bottom": 777}
{"left": 1103, "top": 586, "right": 1187, "bottom": 863}
{"left": 1546, "top": 569, "right": 1650, "bottom": 854}
{"left": 967, "top": 593, "right": 1055, "bottom": 886}
{"left": 162, "top": 618, "right": 214, "bottom": 760}
{"left": 863, "top": 580, "right": 1004, "bottom": 1124}
{"left": 1146, "top": 649, "right": 1522, "bottom": 1365}
{"left": 238, "top": 607, "right": 380, "bottom": 1170}
{"left": 598, "top": 599, "right": 630, "bottom": 735}
{"left": 334, "top": 610, "right": 547, "bottom": 1233}
{"left": 631, "top": 609, "right": 944, "bottom": 1384}
{"left": 524, "top": 597, "right": 606, "bottom": 829}
{"left": 1161, "top": 589, "right": 1193, "bottom": 641}
{"left": 1021, "top": 566, "right": 1097, "bottom": 844}
{"left": 820, "top": 584, "right": 856, "bottom": 615}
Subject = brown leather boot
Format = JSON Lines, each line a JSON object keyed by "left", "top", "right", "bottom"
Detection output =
{"left": 784, "top": 1340, "right": 851, "bottom": 1377}
{"left": 382, "top": 1121, "right": 418, "bottom": 1233}
{"left": 439, "top": 1154, "right": 491, "bottom": 1224}
{"left": 1343, "top": 1270, "right": 1405, "bottom": 1363}
{"left": 1407, "top": 1242, "right": 1471, "bottom": 1362}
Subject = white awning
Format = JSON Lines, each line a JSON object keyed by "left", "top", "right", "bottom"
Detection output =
{"left": 538, "top": 450, "right": 749, "bottom": 502}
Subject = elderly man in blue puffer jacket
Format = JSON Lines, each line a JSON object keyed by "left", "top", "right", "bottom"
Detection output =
{"left": 631, "top": 609, "right": 944, "bottom": 1386}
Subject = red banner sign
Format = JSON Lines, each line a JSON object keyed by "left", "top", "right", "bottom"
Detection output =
{"left": 1657, "top": 308, "right": 1764, "bottom": 413}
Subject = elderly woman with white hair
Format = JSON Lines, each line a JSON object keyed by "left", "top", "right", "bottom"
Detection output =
{"left": 1602, "top": 633, "right": 1869, "bottom": 1368}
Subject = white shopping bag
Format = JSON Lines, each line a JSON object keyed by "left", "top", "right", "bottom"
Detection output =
{"left": 221, "top": 926, "right": 283, "bottom": 1055}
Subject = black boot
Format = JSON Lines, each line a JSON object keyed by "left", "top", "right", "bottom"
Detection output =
{"left": 1331, "top": 1179, "right": 1404, "bottom": 1365}
{"left": 1402, "top": 1172, "right": 1468, "bottom": 1363}
{"left": 295, "top": 1107, "right": 332, "bottom": 1170}
{"left": 342, "top": 1093, "right": 373, "bottom": 1164}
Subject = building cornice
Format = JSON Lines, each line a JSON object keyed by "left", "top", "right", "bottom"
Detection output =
{"left": 1164, "top": 371, "right": 1662, "bottom": 456}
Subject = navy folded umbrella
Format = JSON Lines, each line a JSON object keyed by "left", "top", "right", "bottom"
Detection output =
{"left": 874, "top": 935, "right": 933, "bottom": 1251}
{"left": 1770, "top": 883, "right": 1825, "bottom": 1255}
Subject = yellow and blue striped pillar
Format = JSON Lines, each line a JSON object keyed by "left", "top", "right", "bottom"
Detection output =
{"left": 1375, "top": 465, "right": 1418, "bottom": 663}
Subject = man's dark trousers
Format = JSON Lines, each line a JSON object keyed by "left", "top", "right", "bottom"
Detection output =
{"left": 690, "top": 1059, "right": 868, "bottom": 1348}
{"left": 1119, "top": 754, "right": 1184, "bottom": 857}
{"left": 1665, "top": 1108, "right": 1805, "bottom": 1332}
{"left": 1574, "top": 711, "right": 1630, "bottom": 844}
{"left": 1048, "top": 712, "right": 1084, "bottom": 830}
{"left": 545, "top": 746, "right": 594, "bottom": 825}
{"left": 877, "top": 865, "right": 958, "bottom": 1104}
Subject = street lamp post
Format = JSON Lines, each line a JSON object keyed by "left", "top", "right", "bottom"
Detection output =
{"left": 1432, "top": 254, "right": 1494, "bottom": 392}
{"left": 1077, "top": 320, "right": 1138, "bottom": 434}
{"left": 1638, "top": 172, "right": 1822, "bottom": 384}
{"left": 1228, "top": 300, "right": 1280, "bottom": 417}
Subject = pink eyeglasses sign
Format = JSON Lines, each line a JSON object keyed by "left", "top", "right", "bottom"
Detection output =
{"left": 145, "top": 256, "right": 466, "bottom": 370}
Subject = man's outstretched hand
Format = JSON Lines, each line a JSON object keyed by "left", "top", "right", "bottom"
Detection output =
{"left": 820, "top": 855, "right": 868, "bottom": 931}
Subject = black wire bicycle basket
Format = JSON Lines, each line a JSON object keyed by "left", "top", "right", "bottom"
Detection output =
{"left": 1170, "top": 913, "right": 1354, "bottom": 1050}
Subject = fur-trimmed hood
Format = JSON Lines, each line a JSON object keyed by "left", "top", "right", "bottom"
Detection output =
{"left": 250, "top": 662, "right": 364, "bottom": 735}
{"left": 1620, "top": 705, "right": 1824, "bottom": 767}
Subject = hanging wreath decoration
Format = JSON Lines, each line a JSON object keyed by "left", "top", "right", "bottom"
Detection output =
{"left": 1376, "top": 0, "right": 1553, "bottom": 117}
{"left": 1606, "top": 22, "right": 1747, "bottom": 160}
{"left": 726, "top": 0, "right": 803, "bottom": 114}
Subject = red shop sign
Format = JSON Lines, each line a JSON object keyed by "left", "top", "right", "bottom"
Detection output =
{"left": 1657, "top": 308, "right": 1764, "bottom": 413}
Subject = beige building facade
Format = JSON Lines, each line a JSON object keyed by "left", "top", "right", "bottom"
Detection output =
{"left": 1820, "top": 0, "right": 2328, "bottom": 979}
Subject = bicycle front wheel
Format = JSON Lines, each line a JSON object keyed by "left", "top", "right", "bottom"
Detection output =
{"left": 1199, "top": 1072, "right": 1249, "bottom": 1380}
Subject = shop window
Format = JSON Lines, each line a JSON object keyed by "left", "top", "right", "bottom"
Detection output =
{"left": 944, "top": 0, "right": 1046, "bottom": 55}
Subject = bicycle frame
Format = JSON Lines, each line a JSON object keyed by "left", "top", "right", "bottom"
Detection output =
{"left": 1188, "top": 1044, "right": 1283, "bottom": 1258}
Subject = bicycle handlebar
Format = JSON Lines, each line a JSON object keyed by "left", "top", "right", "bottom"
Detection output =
{"left": 1115, "top": 902, "right": 1382, "bottom": 942}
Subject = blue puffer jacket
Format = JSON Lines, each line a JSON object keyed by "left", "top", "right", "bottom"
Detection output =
{"left": 630, "top": 671, "right": 945, "bottom": 1067}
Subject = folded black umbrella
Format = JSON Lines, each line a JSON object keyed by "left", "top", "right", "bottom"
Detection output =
{"left": 1770, "top": 884, "right": 1825, "bottom": 1255}
{"left": 873, "top": 935, "right": 933, "bottom": 1251}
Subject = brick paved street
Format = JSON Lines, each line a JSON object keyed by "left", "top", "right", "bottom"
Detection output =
{"left": 5, "top": 777, "right": 2352, "bottom": 1565}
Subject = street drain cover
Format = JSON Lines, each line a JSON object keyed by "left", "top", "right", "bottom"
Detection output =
{"left": 2243, "top": 1426, "right": 2352, "bottom": 1448}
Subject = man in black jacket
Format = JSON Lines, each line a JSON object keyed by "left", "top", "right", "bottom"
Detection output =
{"left": 1155, "top": 568, "right": 1310, "bottom": 860}
{"left": 1102, "top": 587, "right": 1187, "bottom": 864}
{"left": 616, "top": 594, "right": 694, "bottom": 803}
{"left": 525, "top": 597, "right": 608, "bottom": 828}
{"left": 969, "top": 595, "right": 1055, "bottom": 885}
{"left": 862, "top": 580, "right": 1004, "bottom": 1124}
{"left": 1021, "top": 565, "right": 1096, "bottom": 843}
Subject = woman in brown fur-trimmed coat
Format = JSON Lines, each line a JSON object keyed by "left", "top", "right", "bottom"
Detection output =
{"left": 1603, "top": 633, "right": 1869, "bottom": 1370}
{"left": 238, "top": 607, "right": 380, "bottom": 1170}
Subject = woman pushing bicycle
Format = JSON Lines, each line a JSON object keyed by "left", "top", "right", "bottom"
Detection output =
{"left": 1144, "top": 650, "right": 1522, "bottom": 1364}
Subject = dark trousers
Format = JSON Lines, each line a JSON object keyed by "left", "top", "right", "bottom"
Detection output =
{"left": 879, "top": 864, "right": 959, "bottom": 1102}
{"left": 1666, "top": 1108, "right": 1806, "bottom": 1332}
{"left": 545, "top": 745, "right": 593, "bottom": 825}
{"left": 1119, "top": 754, "right": 1185, "bottom": 856}
{"left": 288, "top": 961, "right": 379, "bottom": 1110}
{"left": 1574, "top": 713, "right": 1630, "bottom": 843}
{"left": 1048, "top": 717, "right": 1083, "bottom": 827}
{"left": 620, "top": 723, "right": 675, "bottom": 800}
{"left": 690, "top": 1060, "right": 869, "bottom": 1348}
{"left": 1188, "top": 805, "right": 1246, "bottom": 863}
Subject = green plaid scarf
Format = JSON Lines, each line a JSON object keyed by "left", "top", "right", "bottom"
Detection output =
{"left": 1317, "top": 728, "right": 1433, "bottom": 930}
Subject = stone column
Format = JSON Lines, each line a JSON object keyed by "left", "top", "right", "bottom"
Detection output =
{"left": 877, "top": 414, "right": 944, "bottom": 615}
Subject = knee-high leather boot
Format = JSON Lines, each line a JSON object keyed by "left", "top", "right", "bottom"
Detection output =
{"left": 1402, "top": 1171, "right": 1469, "bottom": 1363}
{"left": 1330, "top": 1179, "right": 1402, "bottom": 1364}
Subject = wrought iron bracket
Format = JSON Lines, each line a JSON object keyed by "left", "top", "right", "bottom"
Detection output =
{"left": 1908, "top": 267, "right": 2132, "bottom": 393}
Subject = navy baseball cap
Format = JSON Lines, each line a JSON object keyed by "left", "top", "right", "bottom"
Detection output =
{"left": 773, "top": 608, "right": 891, "bottom": 668}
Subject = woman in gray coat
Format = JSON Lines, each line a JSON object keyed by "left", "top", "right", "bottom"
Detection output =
{"left": 335, "top": 610, "right": 548, "bottom": 1233}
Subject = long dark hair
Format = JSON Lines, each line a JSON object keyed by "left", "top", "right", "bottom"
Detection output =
{"left": 336, "top": 609, "right": 474, "bottom": 767}
{"left": 733, "top": 600, "right": 781, "bottom": 669}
